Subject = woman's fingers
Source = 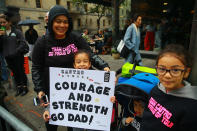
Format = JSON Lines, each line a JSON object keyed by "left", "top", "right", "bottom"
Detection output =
{"left": 43, "top": 111, "right": 50, "bottom": 122}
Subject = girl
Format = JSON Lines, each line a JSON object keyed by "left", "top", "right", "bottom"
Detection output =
{"left": 140, "top": 44, "right": 197, "bottom": 131}
{"left": 43, "top": 49, "right": 115, "bottom": 131}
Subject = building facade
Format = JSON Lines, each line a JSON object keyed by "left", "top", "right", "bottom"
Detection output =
{"left": 5, "top": 0, "right": 112, "bottom": 36}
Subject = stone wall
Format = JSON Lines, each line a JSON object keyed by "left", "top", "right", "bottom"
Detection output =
{"left": 6, "top": 0, "right": 112, "bottom": 36}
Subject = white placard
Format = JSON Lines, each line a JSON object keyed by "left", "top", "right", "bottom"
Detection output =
{"left": 49, "top": 67, "right": 115, "bottom": 131}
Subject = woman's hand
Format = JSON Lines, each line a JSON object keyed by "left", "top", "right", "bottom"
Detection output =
{"left": 38, "top": 91, "right": 49, "bottom": 107}
{"left": 125, "top": 117, "right": 134, "bottom": 124}
{"left": 110, "top": 96, "right": 116, "bottom": 103}
{"left": 43, "top": 110, "right": 50, "bottom": 122}
{"left": 104, "top": 67, "right": 110, "bottom": 72}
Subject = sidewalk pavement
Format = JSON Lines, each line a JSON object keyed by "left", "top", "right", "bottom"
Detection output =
{"left": 3, "top": 54, "right": 156, "bottom": 131}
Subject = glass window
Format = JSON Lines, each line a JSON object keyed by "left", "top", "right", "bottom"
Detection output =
{"left": 86, "top": 19, "right": 88, "bottom": 24}
{"left": 84, "top": 4, "right": 88, "bottom": 12}
{"left": 90, "top": 19, "right": 92, "bottom": 24}
{"left": 77, "top": 18, "right": 81, "bottom": 27}
{"left": 35, "top": 0, "right": 41, "bottom": 8}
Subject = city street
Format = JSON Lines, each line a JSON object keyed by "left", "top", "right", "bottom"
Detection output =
{"left": 3, "top": 54, "right": 156, "bottom": 131}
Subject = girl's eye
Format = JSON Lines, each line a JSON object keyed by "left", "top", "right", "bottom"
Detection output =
{"left": 84, "top": 60, "right": 89, "bottom": 63}
{"left": 171, "top": 69, "right": 183, "bottom": 74}
{"left": 75, "top": 60, "right": 81, "bottom": 64}
{"left": 158, "top": 67, "right": 166, "bottom": 72}
{"left": 172, "top": 69, "right": 179, "bottom": 72}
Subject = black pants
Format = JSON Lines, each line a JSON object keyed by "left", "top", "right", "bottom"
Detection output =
{"left": 6, "top": 54, "right": 27, "bottom": 87}
{"left": 45, "top": 122, "right": 73, "bottom": 131}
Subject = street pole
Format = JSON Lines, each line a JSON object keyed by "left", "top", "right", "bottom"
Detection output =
{"left": 189, "top": 0, "right": 197, "bottom": 85}
{"left": 0, "top": 0, "right": 7, "bottom": 13}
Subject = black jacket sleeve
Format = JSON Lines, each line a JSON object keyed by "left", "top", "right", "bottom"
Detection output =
{"left": 14, "top": 29, "right": 29, "bottom": 55}
{"left": 0, "top": 35, "right": 4, "bottom": 53}
{"left": 73, "top": 33, "right": 109, "bottom": 70}
{"left": 31, "top": 37, "right": 45, "bottom": 94}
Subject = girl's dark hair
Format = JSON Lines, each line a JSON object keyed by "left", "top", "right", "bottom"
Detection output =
{"left": 74, "top": 49, "right": 91, "bottom": 61}
{"left": 133, "top": 14, "right": 141, "bottom": 22}
{"left": 156, "top": 44, "right": 193, "bottom": 68}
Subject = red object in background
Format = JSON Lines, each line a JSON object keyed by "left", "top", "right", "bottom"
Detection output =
{"left": 24, "top": 56, "right": 30, "bottom": 74}
{"left": 144, "top": 31, "right": 155, "bottom": 51}
{"left": 11, "top": 56, "right": 30, "bottom": 76}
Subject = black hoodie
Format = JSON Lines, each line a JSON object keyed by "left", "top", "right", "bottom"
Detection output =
{"left": 32, "top": 5, "right": 109, "bottom": 96}
{"left": 140, "top": 82, "right": 197, "bottom": 131}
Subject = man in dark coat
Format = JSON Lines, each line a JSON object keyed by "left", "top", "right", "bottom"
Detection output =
{"left": 25, "top": 25, "right": 38, "bottom": 60}
{"left": 25, "top": 25, "right": 38, "bottom": 45}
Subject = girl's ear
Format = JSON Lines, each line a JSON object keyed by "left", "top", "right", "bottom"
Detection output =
{"left": 183, "top": 68, "right": 191, "bottom": 79}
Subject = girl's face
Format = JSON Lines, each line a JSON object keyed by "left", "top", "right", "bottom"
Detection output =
{"left": 134, "top": 100, "right": 144, "bottom": 117}
{"left": 52, "top": 15, "right": 69, "bottom": 39}
{"left": 157, "top": 54, "right": 191, "bottom": 91}
{"left": 0, "top": 18, "right": 11, "bottom": 30}
{"left": 74, "top": 53, "right": 91, "bottom": 70}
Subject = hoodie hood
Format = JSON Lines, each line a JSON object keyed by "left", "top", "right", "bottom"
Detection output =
{"left": 48, "top": 5, "right": 73, "bottom": 37}
{"left": 158, "top": 81, "right": 197, "bottom": 100}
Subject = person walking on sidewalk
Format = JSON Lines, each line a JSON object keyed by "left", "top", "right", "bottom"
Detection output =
{"left": 0, "top": 14, "right": 28, "bottom": 96}
{"left": 25, "top": 25, "right": 38, "bottom": 60}
{"left": 31, "top": 5, "right": 110, "bottom": 131}
{"left": 124, "top": 14, "right": 142, "bottom": 66}
{"left": 116, "top": 14, "right": 142, "bottom": 76}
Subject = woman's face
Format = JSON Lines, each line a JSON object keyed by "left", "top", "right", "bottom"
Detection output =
{"left": 0, "top": 18, "right": 11, "bottom": 30}
{"left": 52, "top": 15, "right": 69, "bottom": 39}
{"left": 135, "top": 16, "right": 142, "bottom": 27}
{"left": 157, "top": 54, "right": 190, "bottom": 91}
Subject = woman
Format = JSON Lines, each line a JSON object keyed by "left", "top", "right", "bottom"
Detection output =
{"left": 0, "top": 14, "right": 28, "bottom": 96}
{"left": 32, "top": 5, "right": 110, "bottom": 131}
{"left": 124, "top": 14, "right": 142, "bottom": 65}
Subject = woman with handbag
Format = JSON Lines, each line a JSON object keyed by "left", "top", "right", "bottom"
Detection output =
{"left": 124, "top": 14, "right": 142, "bottom": 66}
{"left": 0, "top": 14, "right": 29, "bottom": 96}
